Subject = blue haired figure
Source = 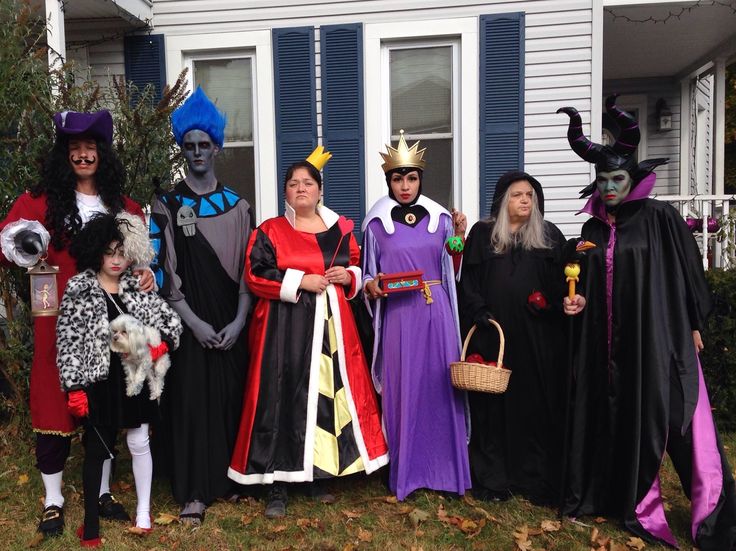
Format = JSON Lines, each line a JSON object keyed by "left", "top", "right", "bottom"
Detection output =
{"left": 150, "top": 86, "right": 254, "bottom": 525}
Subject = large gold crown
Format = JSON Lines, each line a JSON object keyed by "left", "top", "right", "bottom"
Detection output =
{"left": 380, "top": 130, "right": 426, "bottom": 173}
{"left": 305, "top": 145, "right": 332, "bottom": 171}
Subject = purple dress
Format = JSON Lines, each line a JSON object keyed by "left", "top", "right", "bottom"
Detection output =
{"left": 362, "top": 196, "right": 471, "bottom": 500}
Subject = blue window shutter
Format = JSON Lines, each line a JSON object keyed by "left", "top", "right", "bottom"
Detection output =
{"left": 321, "top": 24, "right": 364, "bottom": 233}
{"left": 124, "top": 34, "right": 166, "bottom": 106}
{"left": 273, "top": 27, "right": 317, "bottom": 213}
{"left": 479, "top": 13, "right": 525, "bottom": 217}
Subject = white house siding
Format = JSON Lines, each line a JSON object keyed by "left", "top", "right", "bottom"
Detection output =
{"left": 66, "top": 20, "right": 126, "bottom": 91}
{"left": 150, "top": 0, "right": 595, "bottom": 235}
{"left": 603, "top": 80, "right": 682, "bottom": 196}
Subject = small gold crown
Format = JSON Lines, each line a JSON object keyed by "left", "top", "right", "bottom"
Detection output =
{"left": 380, "top": 130, "right": 426, "bottom": 173}
{"left": 305, "top": 145, "right": 332, "bottom": 171}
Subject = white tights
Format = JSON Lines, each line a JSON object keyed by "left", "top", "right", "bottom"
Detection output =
{"left": 127, "top": 424, "right": 152, "bottom": 529}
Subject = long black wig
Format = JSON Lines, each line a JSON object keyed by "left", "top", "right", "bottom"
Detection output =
{"left": 30, "top": 135, "right": 126, "bottom": 250}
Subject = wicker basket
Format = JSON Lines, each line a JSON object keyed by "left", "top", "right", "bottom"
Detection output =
{"left": 450, "top": 319, "right": 511, "bottom": 393}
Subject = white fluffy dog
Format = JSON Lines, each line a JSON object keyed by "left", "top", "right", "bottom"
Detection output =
{"left": 109, "top": 314, "right": 170, "bottom": 400}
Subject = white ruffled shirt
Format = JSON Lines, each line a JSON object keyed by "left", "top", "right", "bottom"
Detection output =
{"left": 75, "top": 191, "right": 107, "bottom": 225}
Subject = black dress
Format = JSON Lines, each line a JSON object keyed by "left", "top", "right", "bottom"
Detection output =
{"left": 86, "top": 292, "right": 157, "bottom": 430}
{"left": 459, "top": 219, "right": 567, "bottom": 504}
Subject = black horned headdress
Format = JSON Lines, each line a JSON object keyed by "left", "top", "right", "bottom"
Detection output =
{"left": 557, "top": 95, "right": 668, "bottom": 197}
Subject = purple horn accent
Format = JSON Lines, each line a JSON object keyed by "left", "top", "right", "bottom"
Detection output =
{"left": 557, "top": 106, "right": 600, "bottom": 164}
{"left": 605, "top": 94, "right": 640, "bottom": 156}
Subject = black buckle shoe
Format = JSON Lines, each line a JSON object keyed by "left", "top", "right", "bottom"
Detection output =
{"left": 98, "top": 493, "right": 131, "bottom": 521}
{"left": 38, "top": 505, "right": 64, "bottom": 537}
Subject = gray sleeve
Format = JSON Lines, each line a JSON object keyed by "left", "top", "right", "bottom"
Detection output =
{"left": 152, "top": 198, "right": 185, "bottom": 302}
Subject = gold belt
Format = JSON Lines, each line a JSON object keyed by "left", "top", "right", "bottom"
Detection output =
{"left": 421, "top": 280, "right": 441, "bottom": 304}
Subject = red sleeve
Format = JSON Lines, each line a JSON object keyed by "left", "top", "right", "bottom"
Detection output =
{"left": 244, "top": 226, "right": 287, "bottom": 301}
{"left": 122, "top": 197, "right": 145, "bottom": 222}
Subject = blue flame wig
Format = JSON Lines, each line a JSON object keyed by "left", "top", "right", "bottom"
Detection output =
{"left": 171, "top": 86, "right": 227, "bottom": 148}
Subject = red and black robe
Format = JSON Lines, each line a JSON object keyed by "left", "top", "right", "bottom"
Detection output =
{"left": 229, "top": 205, "right": 388, "bottom": 484}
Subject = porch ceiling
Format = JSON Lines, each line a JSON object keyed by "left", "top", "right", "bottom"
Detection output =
{"left": 32, "top": 0, "right": 151, "bottom": 26}
{"left": 604, "top": 2, "right": 736, "bottom": 80}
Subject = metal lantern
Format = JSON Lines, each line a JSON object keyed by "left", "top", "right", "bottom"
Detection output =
{"left": 28, "top": 257, "right": 60, "bottom": 317}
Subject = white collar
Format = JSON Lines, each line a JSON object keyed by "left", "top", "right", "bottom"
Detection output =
{"left": 284, "top": 202, "right": 340, "bottom": 229}
{"left": 361, "top": 194, "right": 448, "bottom": 234}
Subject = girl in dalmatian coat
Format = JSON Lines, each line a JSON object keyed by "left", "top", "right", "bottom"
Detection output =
{"left": 56, "top": 212, "right": 182, "bottom": 547}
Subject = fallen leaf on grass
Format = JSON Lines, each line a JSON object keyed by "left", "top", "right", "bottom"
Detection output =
{"left": 241, "top": 513, "right": 254, "bottom": 525}
{"left": 472, "top": 506, "right": 499, "bottom": 522}
{"left": 397, "top": 504, "right": 414, "bottom": 514}
{"left": 342, "top": 545, "right": 356, "bottom": 551}
{"left": 154, "top": 512, "right": 179, "bottom": 525}
{"left": 513, "top": 524, "right": 533, "bottom": 551}
{"left": 271, "top": 524, "right": 287, "bottom": 533}
{"left": 357, "top": 528, "right": 373, "bottom": 542}
{"left": 626, "top": 536, "right": 647, "bottom": 550}
{"left": 17, "top": 473, "right": 29, "bottom": 485}
{"left": 384, "top": 495, "right": 398, "bottom": 504}
{"left": 126, "top": 526, "right": 150, "bottom": 536}
{"left": 111, "top": 480, "right": 132, "bottom": 493}
{"left": 591, "top": 527, "right": 599, "bottom": 544}
{"left": 414, "top": 529, "right": 424, "bottom": 537}
{"left": 409, "top": 508, "right": 430, "bottom": 527}
{"left": 541, "top": 519, "right": 561, "bottom": 532}
{"left": 594, "top": 517, "right": 607, "bottom": 524}
{"left": 27, "top": 532, "right": 44, "bottom": 548}
{"left": 296, "top": 518, "right": 321, "bottom": 530}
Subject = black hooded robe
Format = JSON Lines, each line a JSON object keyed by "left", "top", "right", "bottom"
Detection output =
{"left": 565, "top": 195, "right": 736, "bottom": 550}
{"left": 459, "top": 171, "right": 568, "bottom": 504}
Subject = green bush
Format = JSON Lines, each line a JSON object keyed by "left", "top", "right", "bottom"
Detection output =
{"left": 702, "top": 268, "right": 736, "bottom": 431}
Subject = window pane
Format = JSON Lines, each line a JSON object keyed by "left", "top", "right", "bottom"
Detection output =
{"left": 391, "top": 138, "right": 453, "bottom": 209}
{"left": 194, "top": 58, "right": 253, "bottom": 143}
{"left": 215, "top": 146, "right": 256, "bottom": 219}
{"left": 390, "top": 47, "right": 451, "bottom": 135}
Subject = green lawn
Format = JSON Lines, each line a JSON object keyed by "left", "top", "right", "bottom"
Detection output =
{"left": 0, "top": 419, "right": 731, "bottom": 550}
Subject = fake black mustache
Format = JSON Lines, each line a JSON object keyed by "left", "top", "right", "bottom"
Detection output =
{"left": 70, "top": 156, "right": 96, "bottom": 165}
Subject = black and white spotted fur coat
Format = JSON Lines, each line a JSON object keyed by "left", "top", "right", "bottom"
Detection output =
{"left": 57, "top": 269, "right": 182, "bottom": 391}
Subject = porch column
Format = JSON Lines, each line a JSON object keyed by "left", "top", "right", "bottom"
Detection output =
{"left": 713, "top": 56, "right": 726, "bottom": 196}
{"left": 45, "top": 0, "right": 65, "bottom": 70}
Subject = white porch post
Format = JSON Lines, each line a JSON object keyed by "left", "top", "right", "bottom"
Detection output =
{"left": 713, "top": 57, "right": 726, "bottom": 196}
{"left": 45, "top": 0, "right": 65, "bottom": 71}
{"left": 678, "top": 79, "right": 691, "bottom": 203}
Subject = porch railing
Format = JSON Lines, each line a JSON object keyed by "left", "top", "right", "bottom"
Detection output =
{"left": 654, "top": 194, "right": 736, "bottom": 270}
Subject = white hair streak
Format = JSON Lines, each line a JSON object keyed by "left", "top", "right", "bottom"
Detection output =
{"left": 115, "top": 211, "right": 154, "bottom": 266}
{"left": 489, "top": 188, "right": 550, "bottom": 254}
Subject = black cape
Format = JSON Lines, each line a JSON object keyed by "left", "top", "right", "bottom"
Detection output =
{"left": 459, "top": 219, "right": 567, "bottom": 504}
{"left": 565, "top": 197, "right": 736, "bottom": 549}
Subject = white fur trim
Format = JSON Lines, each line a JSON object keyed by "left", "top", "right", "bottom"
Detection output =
{"left": 345, "top": 266, "right": 362, "bottom": 300}
{"left": 284, "top": 202, "right": 340, "bottom": 230}
{"left": 280, "top": 268, "right": 305, "bottom": 303}
{"left": 362, "top": 195, "right": 448, "bottom": 234}
{"left": 0, "top": 219, "right": 50, "bottom": 267}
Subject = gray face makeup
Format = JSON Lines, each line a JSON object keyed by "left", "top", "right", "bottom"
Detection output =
{"left": 182, "top": 129, "right": 219, "bottom": 177}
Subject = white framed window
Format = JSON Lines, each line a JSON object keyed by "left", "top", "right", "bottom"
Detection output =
{"left": 382, "top": 40, "right": 460, "bottom": 209}
{"left": 166, "top": 30, "right": 277, "bottom": 223}
{"left": 364, "top": 17, "right": 479, "bottom": 223}
{"left": 186, "top": 52, "right": 257, "bottom": 216}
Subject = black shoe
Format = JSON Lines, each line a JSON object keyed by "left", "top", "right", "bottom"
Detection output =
{"left": 37, "top": 505, "right": 64, "bottom": 537}
{"left": 98, "top": 493, "right": 131, "bottom": 521}
{"left": 265, "top": 484, "right": 288, "bottom": 519}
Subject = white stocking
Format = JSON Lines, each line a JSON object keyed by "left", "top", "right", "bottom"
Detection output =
{"left": 99, "top": 458, "right": 111, "bottom": 497}
{"left": 127, "top": 424, "right": 152, "bottom": 529}
{"left": 41, "top": 471, "right": 64, "bottom": 508}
